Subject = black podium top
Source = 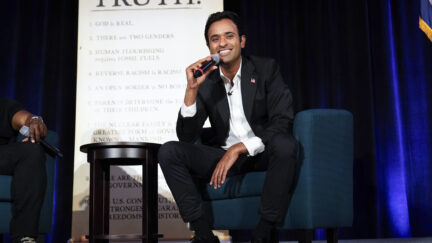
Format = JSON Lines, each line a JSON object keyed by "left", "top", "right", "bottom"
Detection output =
{"left": 80, "top": 142, "right": 161, "bottom": 153}
{"left": 80, "top": 142, "right": 161, "bottom": 162}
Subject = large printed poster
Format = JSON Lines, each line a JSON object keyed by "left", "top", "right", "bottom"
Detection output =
{"left": 73, "top": 0, "right": 223, "bottom": 241}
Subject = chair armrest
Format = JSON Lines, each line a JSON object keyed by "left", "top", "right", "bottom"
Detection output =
{"left": 289, "top": 109, "right": 353, "bottom": 227}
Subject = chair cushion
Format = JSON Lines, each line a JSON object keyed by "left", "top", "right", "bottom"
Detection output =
{"left": 203, "top": 197, "right": 261, "bottom": 229}
{"left": 199, "top": 172, "right": 266, "bottom": 201}
{"left": 198, "top": 109, "right": 354, "bottom": 230}
{"left": 0, "top": 203, "right": 12, "bottom": 232}
{"left": 0, "top": 175, "right": 12, "bottom": 201}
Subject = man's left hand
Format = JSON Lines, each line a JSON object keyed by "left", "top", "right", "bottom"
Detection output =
{"left": 210, "top": 142, "right": 247, "bottom": 189}
{"left": 23, "top": 116, "right": 47, "bottom": 143}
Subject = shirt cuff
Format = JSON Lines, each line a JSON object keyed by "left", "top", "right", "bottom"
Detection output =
{"left": 242, "top": 136, "right": 265, "bottom": 156}
{"left": 180, "top": 102, "right": 197, "bottom": 117}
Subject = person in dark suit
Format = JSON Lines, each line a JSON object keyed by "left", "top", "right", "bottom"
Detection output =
{"left": 158, "top": 11, "right": 298, "bottom": 243}
{"left": 0, "top": 98, "right": 47, "bottom": 243}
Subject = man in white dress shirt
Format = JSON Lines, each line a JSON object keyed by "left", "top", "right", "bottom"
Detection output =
{"left": 158, "top": 11, "right": 298, "bottom": 243}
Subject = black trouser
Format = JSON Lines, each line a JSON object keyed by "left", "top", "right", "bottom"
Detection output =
{"left": 0, "top": 142, "right": 46, "bottom": 240}
{"left": 158, "top": 133, "right": 298, "bottom": 224}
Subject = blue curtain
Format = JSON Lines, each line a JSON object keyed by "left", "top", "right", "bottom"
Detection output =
{"left": 0, "top": 0, "right": 77, "bottom": 243}
{"left": 370, "top": 0, "right": 432, "bottom": 237}
{"left": 225, "top": 0, "right": 432, "bottom": 240}
{"left": 0, "top": 0, "right": 431, "bottom": 242}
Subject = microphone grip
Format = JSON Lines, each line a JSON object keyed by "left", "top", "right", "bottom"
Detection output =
{"left": 19, "top": 125, "right": 63, "bottom": 158}
{"left": 39, "top": 139, "right": 64, "bottom": 158}
{"left": 193, "top": 56, "right": 219, "bottom": 78}
{"left": 193, "top": 69, "right": 204, "bottom": 78}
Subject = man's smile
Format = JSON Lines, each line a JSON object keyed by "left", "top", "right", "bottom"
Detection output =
{"left": 218, "top": 49, "right": 232, "bottom": 56}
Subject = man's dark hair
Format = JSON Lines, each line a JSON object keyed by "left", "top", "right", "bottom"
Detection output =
{"left": 204, "top": 11, "right": 244, "bottom": 46}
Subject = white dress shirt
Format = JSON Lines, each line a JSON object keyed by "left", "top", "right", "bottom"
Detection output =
{"left": 180, "top": 59, "right": 265, "bottom": 156}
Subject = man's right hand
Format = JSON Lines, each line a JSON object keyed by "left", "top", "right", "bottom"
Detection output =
{"left": 184, "top": 56, "right": 218, "bottom": 106}
{"left": 12, "top": 110, "right": 47, "bottom": 143}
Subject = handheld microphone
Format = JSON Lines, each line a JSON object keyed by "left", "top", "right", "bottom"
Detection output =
{"left": 19, "top": 126, "right": 64, "bottom": 158}
{"left": 193, "top": 54, "right": 220, "bottom": 78}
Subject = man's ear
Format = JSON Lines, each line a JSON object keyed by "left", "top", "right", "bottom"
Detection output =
{"left": 240, "top": 35, "right": 246, "bottom": 48}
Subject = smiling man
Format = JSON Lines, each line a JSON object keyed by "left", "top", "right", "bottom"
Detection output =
{"left": 158, "top": 11, "right": 298, "bottom": 243}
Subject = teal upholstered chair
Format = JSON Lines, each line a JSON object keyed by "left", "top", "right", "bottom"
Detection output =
{"left": 0, "top": 130, "right": 58, "bottom": 242}
{"left": 199, "top": 109, "right": 353, "bottom": 243}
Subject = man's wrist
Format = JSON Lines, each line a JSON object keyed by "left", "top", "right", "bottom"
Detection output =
{"left": 241, "top": 137, "right": 265, "bottom": 156}
{"left": 30, "top": 116, "right": 43, "bottom": 122}
{"left": 184, "top": 88, "right": 198, "bottom": 106}
{"left": 231, "top": 142, "right": 248, "bottom": 155}
{"left": 186, "top": 84, "right": 199, "bottom": 91}
{"left": 25, "top": 115, "right": 43, "bottom": 126}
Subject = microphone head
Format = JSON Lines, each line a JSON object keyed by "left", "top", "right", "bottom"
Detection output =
{"left": 211, "top": 54, "right": 220, "bottom": 64}
{"left": 19, "top": 126, "right": 30, "bottom": 137}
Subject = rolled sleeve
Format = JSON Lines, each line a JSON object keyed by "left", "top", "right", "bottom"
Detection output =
{"left": 242, "top": 136, "right": 265, "bottom": 156}
{"left": 180, "top": 102, "right": 197, "bottom": 118}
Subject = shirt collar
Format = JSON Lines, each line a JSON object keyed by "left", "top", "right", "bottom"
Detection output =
{"left": 219, "top": 58, "right": 242, "bottom": 84}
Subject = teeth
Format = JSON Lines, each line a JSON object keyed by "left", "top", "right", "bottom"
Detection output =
{"left": 219, "top": 50, "right": 231, "bottom": 54}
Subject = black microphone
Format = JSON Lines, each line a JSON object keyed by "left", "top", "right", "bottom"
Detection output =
{"left": 193, "top": 54, "right": 220, "bottom": 78}
{"left": 227, "top": 91, "right": 233, "bottom": 96}
{"left": 19, "top": 126, "right": 64, "bottom": 158}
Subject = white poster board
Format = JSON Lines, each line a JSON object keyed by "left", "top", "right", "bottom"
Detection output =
{"left": 73, "top": 0, "right": 223, "bottom": 241}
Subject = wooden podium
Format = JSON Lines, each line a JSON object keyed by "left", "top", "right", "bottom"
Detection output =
{"left": 80, "top": 142, "right": 161, "bottom": 243}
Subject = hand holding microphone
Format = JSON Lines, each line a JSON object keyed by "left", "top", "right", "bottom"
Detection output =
{"left": 193, "top": 54, "right": 220, "bottom": 78}
{"left": 22, "top": 115, "right": 47, "bottom": 143}
{"left": 184, "top": 54, "right": 220, "bottom": 106}
{"left": 19, "top": 125, "right": 63, "bottom": 158}
{"left": 186, "top": 54, "right": 220, "bottom": 89}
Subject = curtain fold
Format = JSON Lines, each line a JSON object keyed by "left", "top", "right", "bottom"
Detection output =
{"left": 0, "top": 1, "right": 77, "bottom": 243}
{"left": 227, "top": 0, "right": 432, "bottom": 240}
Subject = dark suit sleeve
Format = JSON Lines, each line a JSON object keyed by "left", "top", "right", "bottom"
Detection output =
{"left": 4, "top": 98, "right": 25, "bottom": 124}
{"left": 259, "top": 60, "right": 294, "bottom": 144}
{"left": 176, "top": 94, "right": 208, "bottom": 143}
{"left": 0, "top": 98, "right": 24, "bottom": 130}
